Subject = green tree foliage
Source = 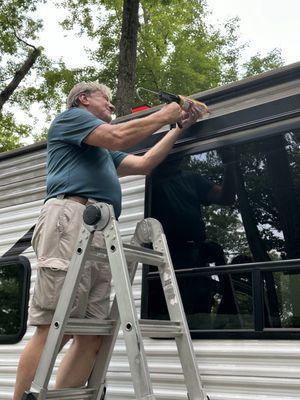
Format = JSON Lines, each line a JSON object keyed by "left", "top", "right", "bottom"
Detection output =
{"left": 0, "top": 1, "right": 42, "bottom": 53}
{"left": 0, "top": 1, "right": 81, "bottom": 149}
{"left": 0, "top": 113, "right": 31, "bottom": 152}
{"left": 0, "top": 0, "right": 46, "bottom": 151}
{"left": 136, "top": 1, "right": 242, "bottom": 99}
{"left": 242, "top": 48, "right": 284, "bottom": 77}
{"left": 0, "top": 0, "right": 286, "bottom": 149}
{"left": 59, "top": 0, "right": 246, "bottom": 108}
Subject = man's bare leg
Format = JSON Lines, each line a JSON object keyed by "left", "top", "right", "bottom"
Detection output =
{"left": 13, "top": 326, "right": 72, "bottom": 400}
{"left": 55, "top": 335, "right": 102, "bottom": 388}
{"left": 13, "top": 326, "right": 50, "bottom": 400}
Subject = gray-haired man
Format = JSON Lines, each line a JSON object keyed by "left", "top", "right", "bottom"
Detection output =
{"left": 13, "top": 81, "right": 203, "bottom": 399}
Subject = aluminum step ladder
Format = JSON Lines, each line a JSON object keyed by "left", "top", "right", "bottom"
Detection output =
{"left": 23, "top": 202, "right": 209, "bottom": 400}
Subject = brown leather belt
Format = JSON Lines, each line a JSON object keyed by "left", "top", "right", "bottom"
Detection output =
{"left": 57, "top": 194, "right": 89, "bottom": 205}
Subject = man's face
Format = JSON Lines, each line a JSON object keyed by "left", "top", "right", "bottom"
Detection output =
{"left": 79, "top": 90, "right": 115, "bottom": 123}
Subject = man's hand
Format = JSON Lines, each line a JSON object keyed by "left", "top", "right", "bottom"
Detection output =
{"left": 179, "top": 105, "right": 204, "bottom": 130}
{"left": 158, "top": 102, "right": 182, "bottom": 125}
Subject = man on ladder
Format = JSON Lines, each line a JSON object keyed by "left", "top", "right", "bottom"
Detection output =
{"left": 13, "top": 81, "right": 204, "bottom": 400}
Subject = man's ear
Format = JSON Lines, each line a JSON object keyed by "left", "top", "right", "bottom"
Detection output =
{"left": 78, "top": 92, "right": 89, "bottom": 106}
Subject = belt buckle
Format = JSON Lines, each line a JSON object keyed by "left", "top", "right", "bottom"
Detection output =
{"left": 87, "top": 198, "right": 97, "bottom": 205}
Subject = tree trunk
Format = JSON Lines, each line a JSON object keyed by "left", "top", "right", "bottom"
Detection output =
{"left": 115, "top": 0, "right": 140, "bottom": 116}
{"left": 263, "top": 135, "right": 300, "bottom": 258}
{"left": 234, "top": 159, "right": 280, "bottom": 327}
{"left": 234, "top": 160, "right": 270, "bottom": 262}
{"left": 0, "top": 47, "right": 41, "bottom": 111}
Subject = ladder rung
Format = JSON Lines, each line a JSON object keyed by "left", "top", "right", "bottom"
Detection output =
{"left": 88, "top": 244, "right": 165, "bottom": 267}
{"left": 124, "top": 244, "right": 165, "bottom": 267}
{"left": 139, "top": 319, "right": 183, "bottom": 337}
{"left": 43, "top": 387, "right": 95, "bottom": 399}
{"left": 65, "top": 318, "right": 182, "bottom": 338}
{"left": 65, "top": 318, "right": 116, "bottom": 335}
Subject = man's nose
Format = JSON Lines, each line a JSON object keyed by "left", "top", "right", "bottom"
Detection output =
{"left": 109, "top": 103, "right": 115, "bottom": 112}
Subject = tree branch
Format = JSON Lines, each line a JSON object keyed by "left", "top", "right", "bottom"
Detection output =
{"left": 0, "top": 46, "right": 41, "bottom": 111}
{"left": 13, "top": 28, "right": 37, "bottom": 50}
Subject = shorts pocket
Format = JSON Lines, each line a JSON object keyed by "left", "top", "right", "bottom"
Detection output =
{"left": 32, "top": 267, "right": 67, "bottom": 311}
{"left": 32, "top": 200, "right": 85, "bottom": 267}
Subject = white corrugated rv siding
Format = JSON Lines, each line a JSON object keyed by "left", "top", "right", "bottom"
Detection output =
{"left": 0, "top": 145, "right": 300, "bottom": 400}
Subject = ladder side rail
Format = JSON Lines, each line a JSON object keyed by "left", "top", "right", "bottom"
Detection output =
{"left": 103, "top": 214, "right": 155, "bottom": 400}
{"left": 88, "top": 259, "right": 139, "bottom": 400}
{"left": 30, "top": 226, "right": 94, "bottom": 395}
{"left": 153, "top": 225, "right": 208, "bottom": 400}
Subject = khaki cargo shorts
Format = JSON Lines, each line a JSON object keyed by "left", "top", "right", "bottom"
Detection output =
{"left": 29, "top": 198, "right": 112, "bottom": 326}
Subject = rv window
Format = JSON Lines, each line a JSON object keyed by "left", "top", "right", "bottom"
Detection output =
{"left": 0, "top": 256, "right": 31, "bottom": 344}
{"left": 142, "top": 130, "right": 300, "bottom": 338}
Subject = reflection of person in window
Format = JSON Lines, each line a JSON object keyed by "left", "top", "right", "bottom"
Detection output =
{"left": 151, "top": 152, "right": 236, "bottom": 268}
{"left": 150, "top": 152, "right": 236, "bottom": 322}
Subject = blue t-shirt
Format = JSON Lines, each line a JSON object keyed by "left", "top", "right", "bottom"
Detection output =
{"left": 46, "top": 107, "right": 128, "bottom": 218}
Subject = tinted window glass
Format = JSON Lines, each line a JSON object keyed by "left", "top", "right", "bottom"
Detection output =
{"left": 0, "top": 257, "right": 31, "bottom": 344}
{"left": 142, "top": 130, "right": 300, "bottom": 337}
{"left": 263, "top": 269, "right": 300, "bottom": 329}
{"left": 0, "top": 264, "right": 23, "bottom": 335}
{"left": 148, "top": 271, "right": 254, "bottom": 330}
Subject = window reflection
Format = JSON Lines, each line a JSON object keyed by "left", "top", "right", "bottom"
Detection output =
{"left": 146, "top": 131, "right": 300, "bottom": 332}
{"left": 151, "top": 147, "right": 237, "bottom": 268}
{"left": 0, "top": 264, "right": 22, "bottom": 335}
{"left": 263, "top": 269, "right": 300, "bottom": 328}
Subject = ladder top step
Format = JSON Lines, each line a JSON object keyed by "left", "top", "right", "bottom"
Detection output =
{"left": 88, "top": 243, "right": 165, "bottom": 267}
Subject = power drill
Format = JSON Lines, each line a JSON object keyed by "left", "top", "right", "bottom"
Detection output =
{"left": 136, "top": 87, "right": 209, "bottom": 114}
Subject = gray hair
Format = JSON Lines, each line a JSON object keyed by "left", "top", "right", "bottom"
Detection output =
{"left": 66, "top": 81, "right": 112, "bottom": 108}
